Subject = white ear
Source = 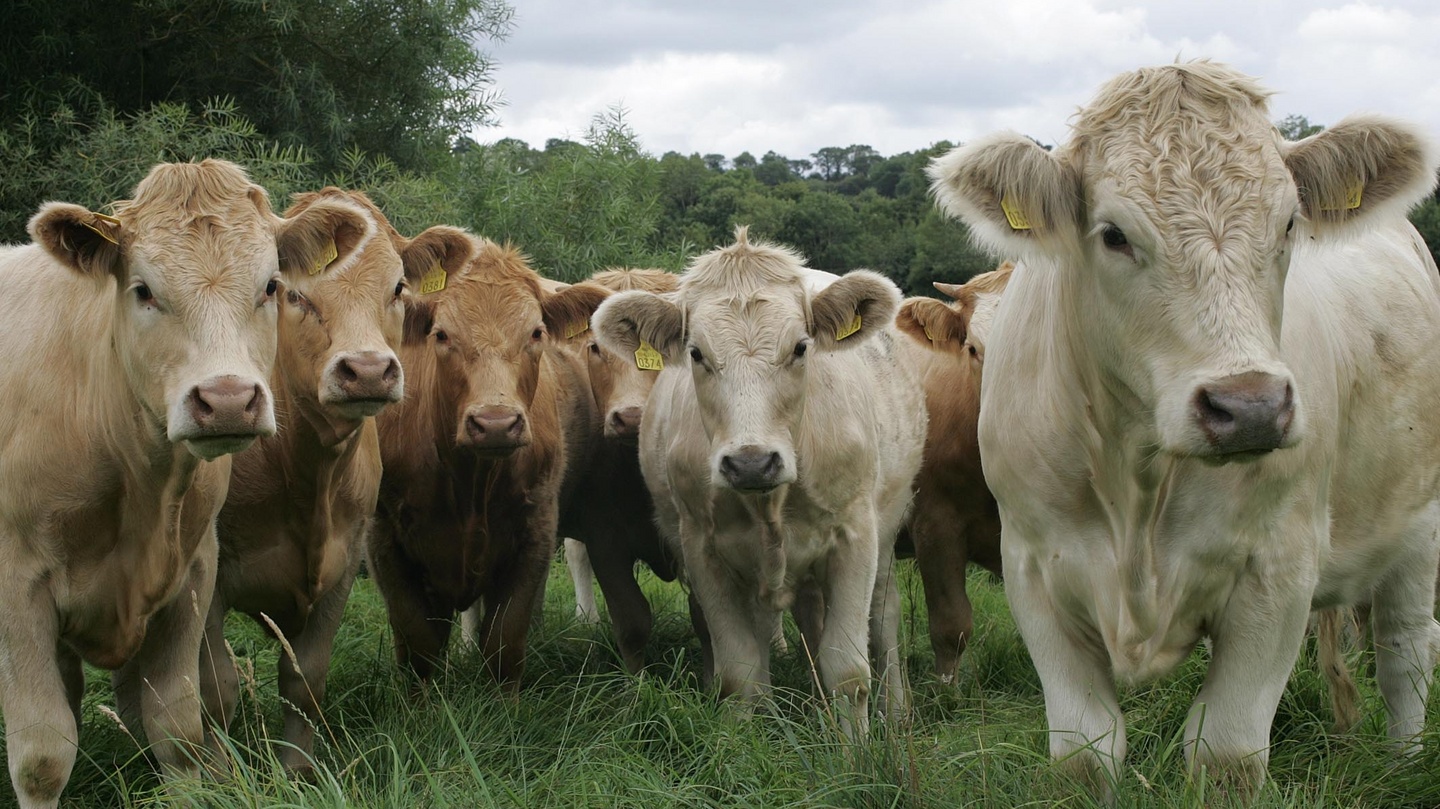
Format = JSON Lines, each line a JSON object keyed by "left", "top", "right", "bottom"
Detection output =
{"left": 928, "top": 132, "right": 1082, "bottom": 261}
{"left": 809, "top": 270, "right": 900, "bottom": 352}
{"left": 592, "top": 290, "right": 686, "bottom": 363}
{"left": 1284, "top": 114, "right": 1440, "bottom": 232}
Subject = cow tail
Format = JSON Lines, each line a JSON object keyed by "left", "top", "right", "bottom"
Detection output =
{"left": 1318, "top": 607, "right": 1362, "bottom": 734}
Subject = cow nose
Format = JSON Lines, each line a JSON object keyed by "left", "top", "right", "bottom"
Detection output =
{"left": 464, "top": 406, "right": 527, "bottom": 451}
{"left": 188, "top": 375, "right": 265, "bottom": 434}
{"left": 608, "top": 406, "right": 643, "bottom": 438}
{"left": 336, "top": 351, "right": 401, "bottom": 400}
{"left": 719, "top": 446, "right": 785, "bottom": 491}
{"left": 1192, "top": 371, "right": 1294, "bottom": 456}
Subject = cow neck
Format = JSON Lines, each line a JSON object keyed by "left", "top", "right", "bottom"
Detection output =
{"left": 273, "top": 365, "right": 367, "bottom": 452}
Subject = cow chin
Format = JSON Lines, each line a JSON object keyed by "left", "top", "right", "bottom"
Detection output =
{"left": 327, "top": 397, "right": 395, "bottom": 421}
{"left": 183, "top": 434, "right": 259, "bottom": 460}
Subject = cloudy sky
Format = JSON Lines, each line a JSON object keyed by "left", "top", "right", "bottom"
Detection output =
{"left": 476, "top": 1, "right": 1440, "bottom": 160}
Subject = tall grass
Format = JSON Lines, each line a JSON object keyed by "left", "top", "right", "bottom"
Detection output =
{"left": 12, "top": 561, "right": 1440, "bottom": 808}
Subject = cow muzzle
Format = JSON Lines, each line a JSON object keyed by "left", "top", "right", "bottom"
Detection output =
{"left": 324, "top": 350, "right": 403, "bottom": 417}
{"left": 1191, "top": 371, "right": 1296, "bottom": 459}
{"left": 606, "top": 406, "right": 643, "bottom": 440}
{"left": 459, "top": 404, "right": 529, "bottom": 456}
{"left": 717, "top": 445, "right": 789, "bottom": 492}
{"left": 174, "top": 374, "right": 274, "bottom": 459}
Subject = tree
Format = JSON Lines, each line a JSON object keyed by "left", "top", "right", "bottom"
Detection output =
{"left": 732, "top": 151, "right": 758, "bottom": 171}
{"left": 702, "top": 153, "right": 728, "bottom": 172}
{"left": 1276, "top": 114, "right": 1324, "bottom": 141}
{"left": 754, "top": 151, "right": 797, "bottom": 186}
{"left": 3, "top": 0, "right": 513, "bottom": 170}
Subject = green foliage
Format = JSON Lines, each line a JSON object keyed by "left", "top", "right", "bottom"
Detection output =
{"left": 1276, "top": 114, "right": 1325, "bottom": 141}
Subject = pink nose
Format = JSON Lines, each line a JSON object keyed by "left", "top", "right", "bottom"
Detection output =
{"left": 187, "top": 375, "right": 265, "bottom": 434}
{"left": 608, "top": 406, "right": 643, "bottom": 438}
{"left": 1192, "top": 371, "right": 1294, "bottom": 456}
{"left": 462, "top": 405, "right": 527, "bottom": 452}
{"left": 335, "top": 351, "right": 401, "bottom": 400}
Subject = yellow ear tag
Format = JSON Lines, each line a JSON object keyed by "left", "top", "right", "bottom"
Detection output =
{"left": 418, "top": 261, "right": 448, "bottom": 295}
{"left": 634, "top": 340, "right": 664, "bottom": 371}
{"left": 309, "top": 239, "right": 338, "bottom": 275}
{"left": 1321, "top": 182, "right": 1364, "bottom": 212}
{"left": 1000, "top": 196, "right": 1032, "bottom": 231}
{"left": 565, "top": 320, "right": 590, "bottom": 339}
{"left": 85, "top": 212, "right": 121, "bottom": 245}
{"left": 836, "top": 313, "right": 862, "bottom": 341}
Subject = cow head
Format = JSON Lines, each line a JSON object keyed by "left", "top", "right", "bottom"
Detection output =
{"left": 594, "top": 229, "right": 899, "bottom": 493}
{"left": 928, "top": 61, "right": 1440, "bottom": 462}
{"left": 401, "top": 234, "right": 609, "bottom": 457}
{"left": 274, "top": 189, "right": 451, "bottom": 426}
{"left": 27, "top": 159, "right": 372, "bottom": 460}
{"left": 896, "top": 262, "right": 1015, "bottom": 374}
{"left": 575, "top": 269, "right": 680, "bottom": 441}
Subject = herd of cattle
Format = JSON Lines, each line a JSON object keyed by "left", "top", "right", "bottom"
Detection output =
{"left": 3, "top": 60, "right": 1440, "bottom": 806}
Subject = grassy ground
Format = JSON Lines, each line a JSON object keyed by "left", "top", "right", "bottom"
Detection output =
{"left": 11, "top": 559, "right": 1440, "bottom": 808}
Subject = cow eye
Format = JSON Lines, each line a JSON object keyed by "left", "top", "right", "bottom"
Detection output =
{"left": 689, "top": 346, "right": 704, "bottom": 364}
{"left": 531, "top": 327, "right": 544, "bottom": 342}
{"left": 393, "top": 281, "right": 405, "bottom": 298}
{"left": 134, "top": 284, "right": 154, "bottom": 304}
{"left": 264, "top": 278, "right": 278, "bottom": 298}
{"left": 793, "top": 341, "right": 808, "bottom": 359}
{"left": 1101, "top": 225, "right": 1128, "bottom": 249}
{"left": 433, "top": 329, "right": 449, "bottom": 344}
{"left": 968, "top": 344, "right": 978, "bottom": 358}
{"left": 1286, "top": 216, "right": 1295, "bottom": 235}
{"left": 589, "top": 342, "right": 601, "bottom": 356}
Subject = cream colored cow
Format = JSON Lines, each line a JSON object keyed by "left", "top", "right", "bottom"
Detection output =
{"left": 593, "top": 229, "right": 926, "bottom": 735}
{"left": 932, "top": 61, "right": 1440, "bottom": 791}
{"left": 0, "top": 160, "right": 368, "bottom": 808}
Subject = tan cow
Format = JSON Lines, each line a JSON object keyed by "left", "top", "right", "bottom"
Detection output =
{"left": 200, "top": 188, "right": 447, "bottom": 772}
{"left": 556, "top": 269, "right": 684, "bottom": 671}
{"left": 368, "top": 235, "right": 608, "bottom": 685}
{"left": 0, "top": 160, "right": 367, "bottom": 809}
{"left": 891, "top": 263, "right": 1014, "bottom": 683}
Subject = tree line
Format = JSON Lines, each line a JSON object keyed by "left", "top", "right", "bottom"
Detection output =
{"left": 5, "top": 1, "right": 1439, "bottom": 297}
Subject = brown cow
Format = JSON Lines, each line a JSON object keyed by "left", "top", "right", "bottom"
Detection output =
{"left": 200, "top": 189, "right": 447, "bottom": 771}
{"left": 556, "top": 268, "right": 683, "bottom": 672}
{"left": 0, "top": 160, "right": 367, "bottom": 809}
{"left": 368, "top": 235, "right": 608, "bottom": 685}
{"left": 892, "top": 262, "right": 1014, "bottom": 683}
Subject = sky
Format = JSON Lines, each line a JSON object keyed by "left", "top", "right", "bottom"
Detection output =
{"left": 476, "top": 0, "right": 1440, "bottom": 160}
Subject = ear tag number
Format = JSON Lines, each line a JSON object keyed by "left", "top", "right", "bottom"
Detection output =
{"left": 309, "top": 240, "right": 338, "bottom": 275}
{"left": 836, "top": 313, "right": 862, "bottom": 341}
{"left": 419, "top": 261, "right": 448, "bottom": 294}
{"left": 634, "top": 340, "right": 664, "bottom": 371}
{"left": 86, "top": 212, "right": 122, "bottom": 245}
{"left": 1321, "top": 182, "right": 1364, "bottom": 212}
{"left": 1000, "top": 196, "right": 1032, "bottom": 230}
{"left": 565, "top": 320, "right": 590, "bottom": 339}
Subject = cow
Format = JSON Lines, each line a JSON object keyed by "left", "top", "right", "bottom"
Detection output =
{"left": 592, "top": 228, "right": 927, "bottom": 736}
{"left": 929, "top": 60, "right": 1440, "bottom": 790}
{"left": 555, "top": 268, "right": 684, "bottom": 671}
{"left": 200, "top": 188, "right": 449, "bottom": 772}
{"left": 891, "top": 263, "right": 1014, "bottom": 683}
{"left": 367, "top": 234, "right": 609, "bottom": 687}
{"left": 0, "top": 159, "right": 368, "bottom": 809}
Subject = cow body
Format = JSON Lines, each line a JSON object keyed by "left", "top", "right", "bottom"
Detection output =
{"left": 931, "top": 62, "right": 1440, "bottom": 788}
{"left": 594, "top": 230, "right": 926, "bottom": 734}
{"left": 367, "top": 236, "right": 608, "bottom": 685}
{"left": 202, "top": 189, "right": 438, "bottom": 771}
{"left": 892, "top": 264, "right": 1013, "bottom": 682}
{"left": 0, "top": 161, "right": 367, "bottom": 808}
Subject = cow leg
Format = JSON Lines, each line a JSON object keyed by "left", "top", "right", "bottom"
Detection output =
{"left": 57, "top": 643, "right": 84, "bottom": 732}
{"left": 276, "top": 546, "right": 362, "bottom": 774}
{"left": 1370, "top": 515, "right": 1440, "bottom": 747}
{"left": 588, "top": 532, "right": 653, "bottom": 674}
{"left": 792, "top": 580, "right": 825, "bottom": 666}
{"left": 687, "top": 589, "right": 716, "bottom": 690}
{"left": 0, "top": 589, "right": 75, "bottom": 809}
{"left": 565, "top": 539, "right": 601, "bottom": 625}
{"left": 911, "top": 504, "right": 973, "bottom": 684}
{"left": 869, "top": 547, "right": 907, "bottom": 722}
{"left": 1006, "top": 546, "right": 1125, "bottom": 793}
{"left": 685, "top": 549, "right": 769, "bottom": 703}
{"left": 198, "top": 593, "right": 239, "bottom": 747}
{"left": 112, "top": 531, "right": 217, "bottom": 781}
{"left": 477, "top": 542, "right": 551, "bottom": 689}
{"left": 368, "top": 530, "right": 451, "bottom": 681}
{"left": 819, "top": 516, "right": 879, "bottom": 739}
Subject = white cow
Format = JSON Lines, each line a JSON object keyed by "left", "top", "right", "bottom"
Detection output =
{"left": 931, "top": 61, "right": 1440, "bottom": 790}
{"left": 593, "top": 228, "right": 926, "bottom": 736}
{"left": 0, "top": 160, "right": 369, "bottom": 809}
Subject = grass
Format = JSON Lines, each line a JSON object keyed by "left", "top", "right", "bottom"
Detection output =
{"left": 10, "top": 560, "right": 1440, "bottom": 808}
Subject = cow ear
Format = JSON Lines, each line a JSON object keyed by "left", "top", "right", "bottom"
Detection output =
{"left": 1284, "top": 115, "right": 1440, "bottom": 231}
{"left": 28, "top": 203, "right": 124, "bottom": 279}
{"left": 593, "top": 290, "right": 685, "bottom": 363}
{"left": 810, "top": 270, "right": 899, "bottom": 352}
{"left": 402, "top": 297, "right": 436, "bottom": 346}
{"left": 896, "top": 297, "right": 966, "bottom": 353}
{"left": 401, "top": 226, "right": 475, "bottom": 292}
{"left": 928, "top": 132, "right": 1082, "bottom": 261}
{"left": 276, "top": 197, "right": 375, "bottom": 279}
{"left": 542, "top": 282, "right": 610, "bottom": 341}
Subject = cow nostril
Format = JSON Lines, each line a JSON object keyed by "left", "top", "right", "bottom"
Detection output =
{"left": 190, "top": 387, "right": 214, "bottom": 417}
{"left": 338, "top": 361, "right": 359, "bottom": 383}
{"left": 382, "top": 358, "right": 400, "bottom": 383}
{"left": 1196, "top": 388, "right": 1235, "bottom": 425}
{"left": 243, "top": 383, "right": 262, "bottom": 414}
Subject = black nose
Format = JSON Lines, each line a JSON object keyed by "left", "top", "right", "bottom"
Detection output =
{"left": 719, "top": 447, "right": 784, "bottom": 491}
{"left": 1193, "top": 371, "right": 1294, "bottom": 456}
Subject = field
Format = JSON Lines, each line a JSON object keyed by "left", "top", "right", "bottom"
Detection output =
{"left": 17, "top": 559, "right": 1440, "bottom": 808}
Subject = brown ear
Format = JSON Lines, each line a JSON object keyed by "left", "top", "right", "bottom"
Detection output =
{"left": 276, "top": 196, "right": 375, "bottom": 279}
{"left": 593, "top": 290, "right": 686, "bottom": 362}
{"left": 401, "top": 226, "right": 475, "bottom": 291}
{"left": 28, "top": 203, "right": 123, "bottom": 279}
{"left": 810, "top": 270, "right": 900, "bottom": 352}
{"left": 402, "top": 297, "right": 437, "bottom": 345}
{"left": 896, "top": 297, "right": 967, "bottom": 351}
{"left": 542, "top": 282, "right": 611, "bottom": 340}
